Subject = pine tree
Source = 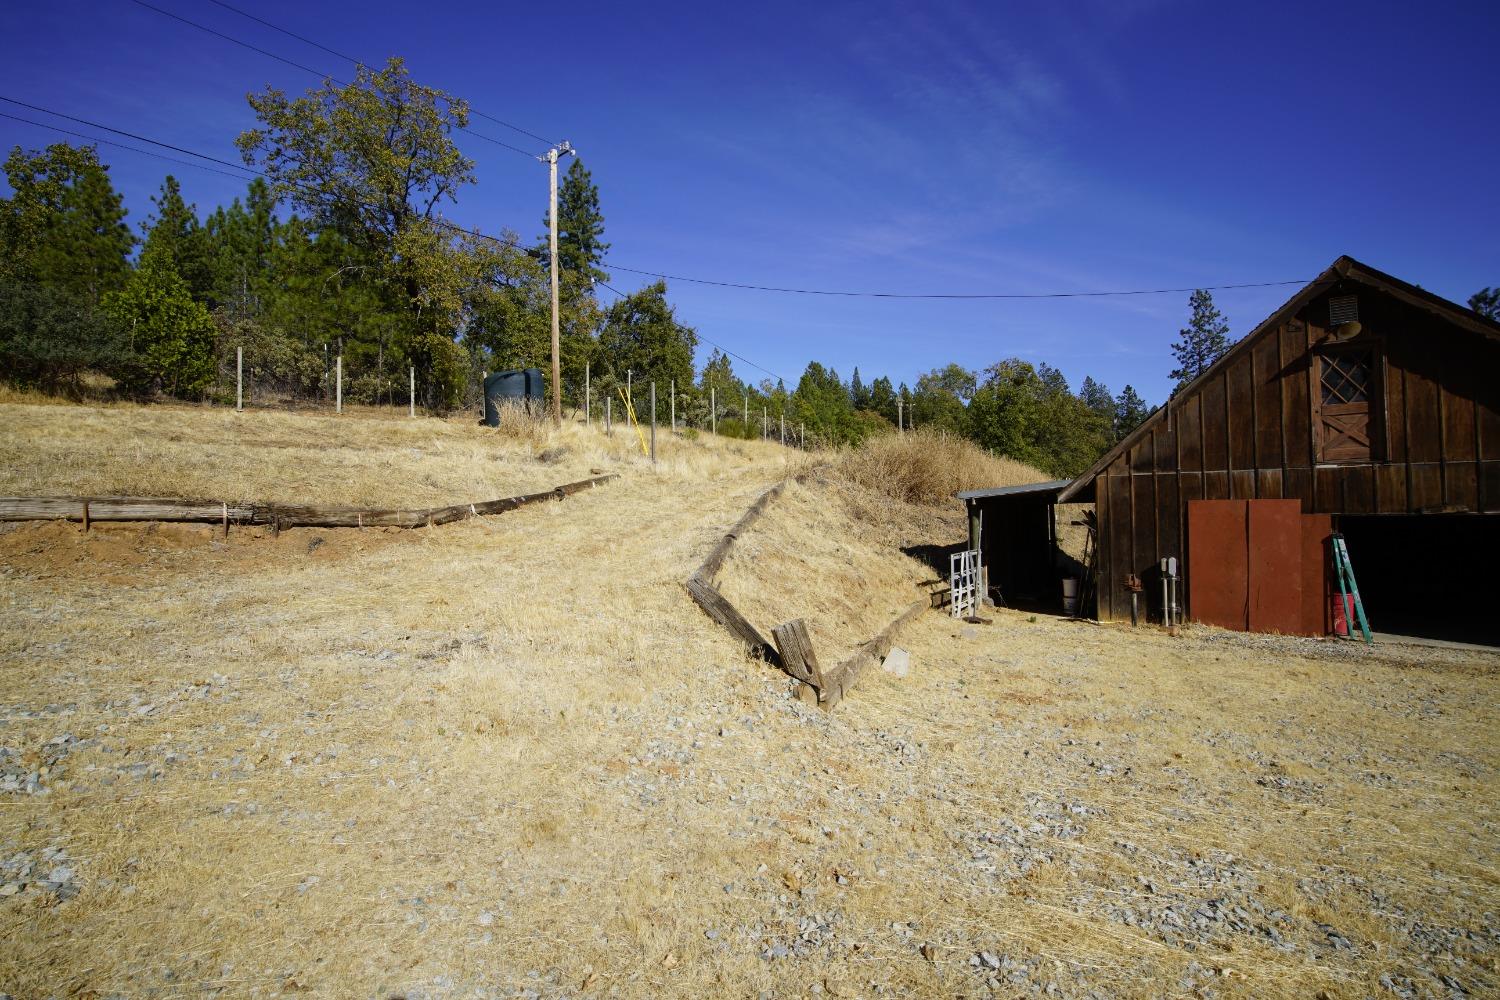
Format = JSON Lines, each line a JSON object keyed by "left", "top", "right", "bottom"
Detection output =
{"left": 850, "top": 367, "right": 870, "bottom": 409}
{"left": 1115, "top": 385, "right": 1149, "bottom": 436}
{"left": 1, "top": 143, "right": 133, "bottom": 303}
{"left": 542, "top": 157, "right": 609, "bottom": 284}
{"left": 142, "top": 176, "right": 214, "bottom": 303}
{"left": 204, "top": 178, "right": 278, "bottom": 318}
{"left": 1080, "top": 375, "right": 1118, "bottom": 439}
{"left": 1470, "top": 287, "right": 1499, "bottom": 321}
{"left": 105, "top": 243, "right": 217, "bottom": 398}
{"left": 868, "top": 375, "right": 897, "bottom": 424}
{"left": 1168, "top": 288, "right": 1231, "bottom": 391}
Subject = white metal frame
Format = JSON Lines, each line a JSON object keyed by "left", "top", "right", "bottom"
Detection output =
{"left": 950, "top": 549, "right": 980, "bottom": 619}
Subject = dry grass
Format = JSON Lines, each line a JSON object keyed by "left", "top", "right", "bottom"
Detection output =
{"left": 0, "top": 400, "right": 1496, "bottom": 999}
{"left": 716, "top": 475, "right": 958, "bottom": 664}
{"left": 0, "top": 397, "right": 807, "bottom": 507}
{"left": 831, "top": 428, "right": 1049, "bottom": 506}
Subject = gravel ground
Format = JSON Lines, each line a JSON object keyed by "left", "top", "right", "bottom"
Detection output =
{"left": 0, "top": 476, "right": 1496, "bottom": 998}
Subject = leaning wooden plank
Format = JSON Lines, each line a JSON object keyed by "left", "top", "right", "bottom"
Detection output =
{"left": 685, "top": 572, "right": 776, "bottom": 662}
{"left": 818, "top": 597, "right": 930, "bottom": 710}
{"left": 772, "top": 619, "right": 823, "bottom": 686}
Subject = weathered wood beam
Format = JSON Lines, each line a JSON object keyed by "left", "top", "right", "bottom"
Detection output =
{"left": 818, "top": 597, "right": 930, "bottom": 710}
{"left": 771, "top": 618, "right": 823, "bottom": 687}
{"left": 0, "top": 474, "right": 618, "bottom": 531}
{"left": 685, "top": 572, "right": 776, "bottom": 662}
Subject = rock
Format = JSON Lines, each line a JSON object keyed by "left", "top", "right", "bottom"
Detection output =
{"left": 980, "top": 951, "right": 1001, "bottom": 970}
{"left": 1, "top": 882, "right": 20, "bottom": 896}
{"left": 881, "top": 648, "right": 911, "bottom": 678}
{"left": 960, "top": 626, "right": 979, "bottom": 640}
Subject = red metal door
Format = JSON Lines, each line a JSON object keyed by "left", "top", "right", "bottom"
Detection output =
{"left": 1187, "top": 500, "right": 1248, "bottom": 630}
{"left": 1248, "top": 500, "right": 1303, "bottom": 634}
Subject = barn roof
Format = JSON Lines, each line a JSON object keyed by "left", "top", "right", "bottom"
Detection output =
{"left": 1055, "top": 255, "right": 1500, "bottom": 504}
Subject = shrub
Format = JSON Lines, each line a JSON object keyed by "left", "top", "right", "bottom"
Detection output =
{"left": 832, "top": 427, "right": 1047, "bottom": 507}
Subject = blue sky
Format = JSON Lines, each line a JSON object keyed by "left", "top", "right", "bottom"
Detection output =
{"left": 3, "top": 0, "right": 1497, "bottom": 403}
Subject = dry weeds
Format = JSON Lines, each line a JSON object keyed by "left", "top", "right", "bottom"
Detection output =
{"left": 0, "top": 402, "right": 1495, "bottom": 1000}
{"left": 831, "top": 428, "right": 1048, "bottom": 506}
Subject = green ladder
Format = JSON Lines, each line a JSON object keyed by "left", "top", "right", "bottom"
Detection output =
{"left": 1331, "top": 532, "right": 1373, "bottom": 644}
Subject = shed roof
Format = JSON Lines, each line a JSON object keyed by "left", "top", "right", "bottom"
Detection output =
{"left": 957, "top": 479, "right": 1072, "bottom": 501}
{"left": 1055, "top": 254, "right": 1500, "bottom": 504}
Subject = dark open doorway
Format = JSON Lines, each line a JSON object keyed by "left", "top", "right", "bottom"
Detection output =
{"left": 1337, "top": 514, "right": 1500, "bottom": 647}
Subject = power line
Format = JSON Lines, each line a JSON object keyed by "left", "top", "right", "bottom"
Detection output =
{"left": 0, "top": 95, "right": 534, "bottom": 254}
{"left": 124, "top": 0, "right": 545, "bottom": 159}
{"left": 0, "top": 110, "right": 260, "bottom": 182}
{"left": 3, "top": 98, "right": 1312, "bottom": 310}
{"left": 595, "top": 278, "right": 787, "bottom": 385}
{"left": 1, "top": 96, "right": 262, "bottom": 176}
{"left": 202, "top": 0, "right": 559, "bottom": 147}
{"left": 603, "top": 263, "right": 1311, "bottom": 300}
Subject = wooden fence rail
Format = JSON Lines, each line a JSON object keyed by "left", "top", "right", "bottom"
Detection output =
{"left": 0, "top": 474, "right": 618, "bottom": 532}
{"left": 684, "top": 470, "right": 942, "bottom": 710}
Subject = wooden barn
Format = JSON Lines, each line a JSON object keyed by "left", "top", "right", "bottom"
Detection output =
{"left": 1057, "top": 255, "right": 1500, "bottom": 645}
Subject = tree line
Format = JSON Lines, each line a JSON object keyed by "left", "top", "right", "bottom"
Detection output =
{"left": 4, "top": 56, "right": 1493, "bottom": 480}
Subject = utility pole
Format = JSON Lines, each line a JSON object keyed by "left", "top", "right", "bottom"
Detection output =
{"left": 542, "top": 140, "right": 575, "bottom": 425}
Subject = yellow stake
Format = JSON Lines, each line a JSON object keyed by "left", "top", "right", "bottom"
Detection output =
{"left": 618, "top": 387, "right": 649, "bottom": 458}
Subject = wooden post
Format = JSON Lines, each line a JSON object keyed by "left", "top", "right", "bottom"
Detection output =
{"left": 547, "top": 147, "right": 562, "bottom": 426}
{"left": 670, "top": 377, "right": 675, "bottom": 432}
{"left": 336, "top": 355, "right": 343, "bottom": 414}
{"left": 772, "top": 619, "right": 823, "bottom": 688}
{"left": 606, "top": 396, "right": 612, "bottom": 436}
{"left": 222, "top": 501, "right": 229, "bottom": 538}
{"left": 410, "top": 366, "right": 415, "bottom": 418}
{"left": 81, "top": 499, "right": 89, "bottom": 533}
{"left": 780, "top": 410, "right": 785, "bottom": 445}
{"left": 480, "top": 371, "right": 487, "bottom": 418}
{"left": 711, "top": 387, "right": 717, "bottom": 436}
{"left": 897, "top": 398, "right": 902, "bottom": 432}
{"left": 762, "top": 406, "right": 767, "bottom": 440}
{"left": 236, "top": 346, "right": 243, "bottom": 412}
{"left": 586, "top": 363, "right": 591, "bottom": 428}
{"left": 650, "top": 381, "right": 657, "bottom": 464}
{"left": 744, "top": 392, "right": 748, "bottom": 425}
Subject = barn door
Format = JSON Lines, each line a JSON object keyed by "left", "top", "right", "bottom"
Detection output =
{"left": 1315, "top": 348, "right": 1376, "bottom": 462}
{"left": 1187, "top": 500, "right": 1326, "bottom": 636}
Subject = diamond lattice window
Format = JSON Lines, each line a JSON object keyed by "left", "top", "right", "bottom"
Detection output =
{"left": 1321, "top": 352, "right": 1371, "bottom": 405}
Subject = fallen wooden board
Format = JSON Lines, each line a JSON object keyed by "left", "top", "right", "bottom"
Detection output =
{"left": 0, "top": 474, "right": 618, "bottom": 531}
